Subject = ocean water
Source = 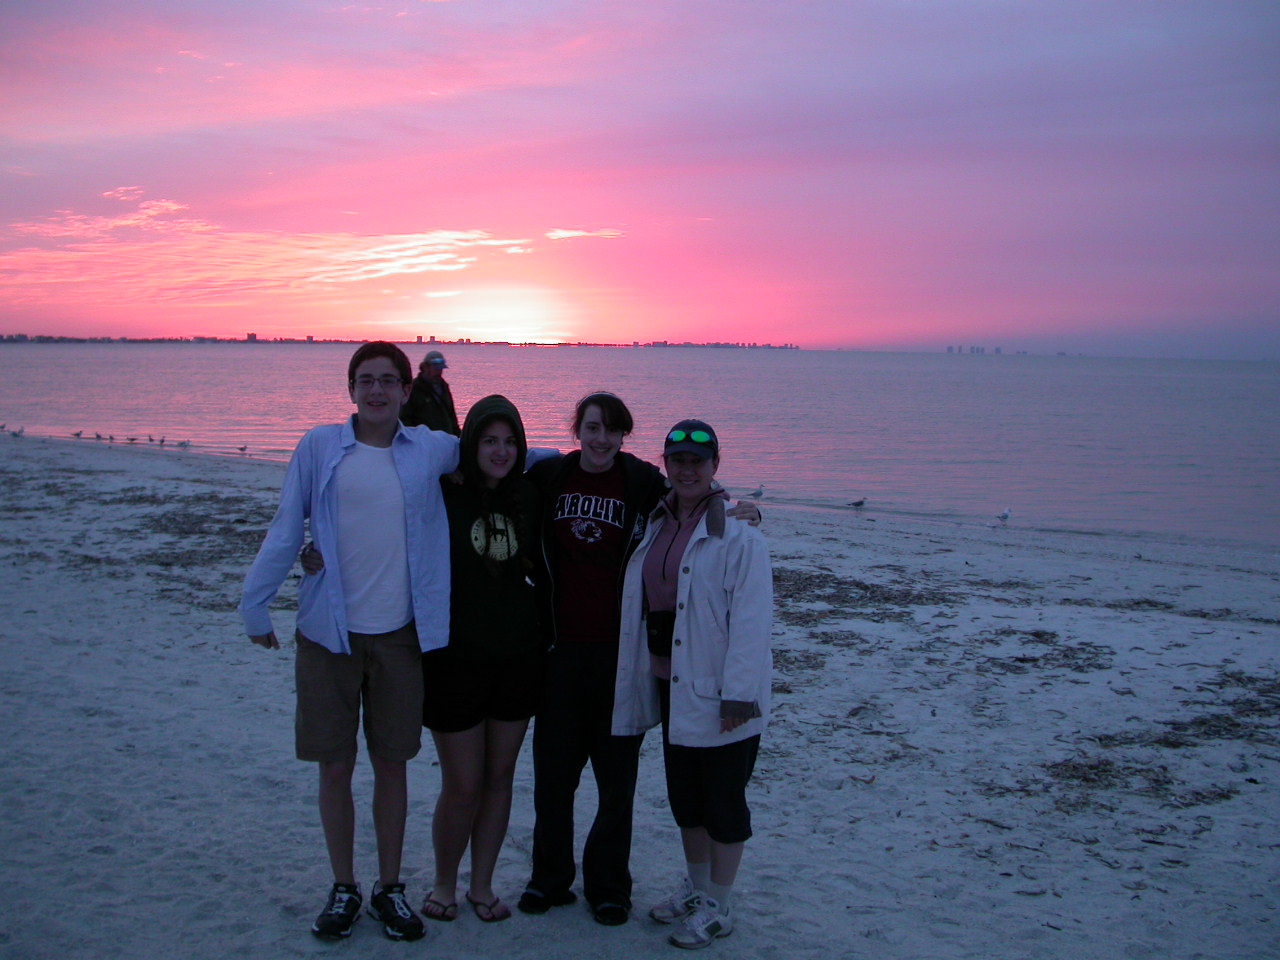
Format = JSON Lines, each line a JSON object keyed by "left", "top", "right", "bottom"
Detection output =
{"left": 2, "top": 342, "right": 1278, "bottom": 550}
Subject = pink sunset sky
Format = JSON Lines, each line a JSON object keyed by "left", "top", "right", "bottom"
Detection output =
{"left": 2, "top": 1, "right": 1277, "bottom": 358}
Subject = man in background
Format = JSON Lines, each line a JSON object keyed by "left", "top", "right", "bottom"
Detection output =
{"left": 402, "top": 349, "right": 460, "bottom": 435}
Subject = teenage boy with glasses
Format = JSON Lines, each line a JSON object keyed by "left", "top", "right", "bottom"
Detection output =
{"left": 240, "top": 341, "right": 459, "bottom": 941}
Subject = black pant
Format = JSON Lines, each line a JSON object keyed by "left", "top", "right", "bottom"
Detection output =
{"left": 528, "top": 642, "right": 644, "bottom": 908}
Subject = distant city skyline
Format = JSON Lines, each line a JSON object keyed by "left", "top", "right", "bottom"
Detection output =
{"left": 0, "top": 331, "right": 1113, "bottom": 360}
{"left": 2, "top": 2, "right": 1277, "bottom": 360}
{"left": 3, "top": 332, "right": 799, "bottom": 348}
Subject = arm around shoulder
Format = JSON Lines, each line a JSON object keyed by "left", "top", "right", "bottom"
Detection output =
{"left": 431, "top": 428, "right": 461, "bottom": 474}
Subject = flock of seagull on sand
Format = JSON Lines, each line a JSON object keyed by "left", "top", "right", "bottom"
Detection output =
{"left": 3, "top": 425, "right": 206, "bottom": 451}
{"left": 78, "top": 431, "right": 195, "bottom": 449}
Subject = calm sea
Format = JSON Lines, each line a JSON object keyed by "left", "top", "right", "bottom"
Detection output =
{"left": 2, "top": 342, "right": 1278, "bottom": 551}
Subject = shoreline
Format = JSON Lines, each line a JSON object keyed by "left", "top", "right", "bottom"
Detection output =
{"left": 1, "top": 435, "right": 1277, "bottom": 959}
{"left": 9, "top": 432, "right": 1279, "bottom": 556}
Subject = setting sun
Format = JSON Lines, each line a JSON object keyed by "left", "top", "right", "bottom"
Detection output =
{"left": 384, "top": 287, "right": 577, "bottom": 344}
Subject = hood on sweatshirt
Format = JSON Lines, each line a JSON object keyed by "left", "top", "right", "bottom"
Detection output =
{"left": 459, "top": 394, "right": 528, "bottom": 490}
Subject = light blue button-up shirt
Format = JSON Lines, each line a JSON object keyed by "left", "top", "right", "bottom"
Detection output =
{"left": 239, "top": 416, "right": 460, "bottom": 655}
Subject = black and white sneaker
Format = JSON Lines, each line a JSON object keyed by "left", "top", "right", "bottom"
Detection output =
{"left": 649, "top": 876, "right": 699, "bottom": 924}
{"left": 312, "top": 882, "right": 362, "bottom": 939}
{"left": 368, "top": 882, "right": 425, "bottom": 941}
{"left": 669, "top": 895, "right": 733, "bottom": 949}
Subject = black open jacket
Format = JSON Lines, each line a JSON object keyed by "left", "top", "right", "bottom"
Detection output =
{"left": 525, "top": 449, "right": 667, "bottom": 648}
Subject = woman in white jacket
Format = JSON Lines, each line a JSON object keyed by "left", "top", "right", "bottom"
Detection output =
{"left": 612, "top": 419, "right": 772, "bottom": 950}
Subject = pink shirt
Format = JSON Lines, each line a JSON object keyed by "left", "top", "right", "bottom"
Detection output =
{"left": 641, "top": 491, "right": 725, "bottom": 679}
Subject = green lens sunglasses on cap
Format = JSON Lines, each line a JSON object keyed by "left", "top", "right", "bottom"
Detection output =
{"left": 668, "top": 429, "right": 712, "bottom": 444}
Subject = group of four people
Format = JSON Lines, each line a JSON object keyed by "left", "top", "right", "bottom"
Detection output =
{"left": 239, "top": 342, "right": 773, "bottom": 950}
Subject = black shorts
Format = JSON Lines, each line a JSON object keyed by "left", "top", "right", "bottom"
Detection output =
{"left": 658, "top": 678, "right": 760, "bottom": 844}
{"left": 422, "top": 647, "right": 543, "bottom": 733}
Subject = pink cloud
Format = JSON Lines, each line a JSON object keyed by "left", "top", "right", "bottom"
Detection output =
{"left": 0, "top": 191, "right": 628, "bottom": 339}
{"left": 12, "top": 197, "right": 215, "bottom": 240}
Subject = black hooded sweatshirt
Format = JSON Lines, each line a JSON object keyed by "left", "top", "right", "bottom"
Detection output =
{"left": 438, "top": 394, "right": 543, "bottom": 662}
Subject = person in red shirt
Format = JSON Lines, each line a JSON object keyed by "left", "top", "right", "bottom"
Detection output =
{"left": 518, "top": 394, "right": 759, "bottom": 927}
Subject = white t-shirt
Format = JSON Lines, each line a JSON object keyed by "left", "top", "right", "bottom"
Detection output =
{"left": 334, "top": 441, "right": 413, "bottom": 634}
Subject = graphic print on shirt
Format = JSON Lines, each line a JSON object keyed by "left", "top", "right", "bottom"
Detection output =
{"left": 470, "top": 513, "right": 518, "bottom": 561}
{"left": 553, "top": 492, "right": 625, "bottom": 544}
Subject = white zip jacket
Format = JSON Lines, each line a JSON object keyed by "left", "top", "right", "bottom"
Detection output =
{"left": 612, "top": 496, "right": 773, "bottom": 748}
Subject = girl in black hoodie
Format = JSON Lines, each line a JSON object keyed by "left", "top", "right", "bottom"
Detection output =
{"left": 420, "top": 394, "right": 544, "bottom": 923}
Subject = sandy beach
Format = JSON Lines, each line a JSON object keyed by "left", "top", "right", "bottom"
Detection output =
{"left": 1, "top": 434, "right": 1276, "bottom": 960}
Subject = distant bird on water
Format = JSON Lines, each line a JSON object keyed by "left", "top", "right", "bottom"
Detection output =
{"left": 176, "top": 440, "right": 191, "bottom": 449}
{"left": 148, "top": 434, "right": 155, "bottom": 443}
{"left": 126, "top": 436, "right": 139, "bottom": 443}
{"left": 997, "top": 507, "right": 1012, "bottom": 524}
{"left": 72, "top": 430, "right": 83, "bottom": 438}
{"left": 9, "top": 426, "right": 24, "bottom": 438}
{"left": 848, "top": 498, "right": 866, "bottom": 509}
{"left": 237, "top": 444, "right": 248, "bottom": 454}
{"left": 746, "top": 484, "right": 764, "bottom": 499}
{"left": 95, "top": 432, "right": 105, "bottom": 440}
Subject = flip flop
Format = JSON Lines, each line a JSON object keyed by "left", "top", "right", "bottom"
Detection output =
{"left": 421, "top": 896, "right": 458, "bottom": 922}
{"left": 466, "top": 892, "right": 512, "bottom": 923}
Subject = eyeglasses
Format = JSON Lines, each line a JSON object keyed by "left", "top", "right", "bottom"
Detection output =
{"left": 352, "top": 375, "right": 404, "bottom": 389}
{"left": 667, "top": 429, "right": 712, "bottom": 444}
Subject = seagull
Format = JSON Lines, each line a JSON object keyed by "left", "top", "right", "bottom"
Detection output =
{"left": 176, "top": 439, "right": 191, "bottom": 449}
{"left": 848, "top": 498, "right": 866, "bottom": 509}
{"left": 237, "top": 444, "right": 248, "bottom": 454}
{"left": 72, "top": 430, "right": 83, "bottom": 438}
{"left": 126, "top": 436, "right": 138, "bottom": 443}
{"left": 148, "top": 434, "right": 155, "bottom": 443}
{"left": 95, "top": 432, "right": 105, "bottom": 440}
{"left": 158, "top": 436, "right": 165, "bottom": 446}
{"left": 746, "top": 484, "right": 764, "bottom": 499}
{"left": 997, "top": 507, "right": 1012, "bottom": 524}
{"left": 9, "top": 426, "right": 23, "bottom": 438}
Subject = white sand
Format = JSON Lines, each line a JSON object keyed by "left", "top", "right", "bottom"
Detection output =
{"left": 1, "top": 435, "right": 1277, "bottom": 960}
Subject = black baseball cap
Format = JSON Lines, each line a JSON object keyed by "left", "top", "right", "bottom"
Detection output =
{"left": 663, "top": 419, "right": 719, "bottom": 459}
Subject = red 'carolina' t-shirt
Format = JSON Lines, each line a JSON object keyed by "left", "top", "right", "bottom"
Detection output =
{"left": 550, "top": 460, "right": 628, "bottom": 642}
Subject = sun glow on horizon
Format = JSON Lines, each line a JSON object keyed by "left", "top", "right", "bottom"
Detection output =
{"left": 380, "top": 287, "right": 577, "bottom": 344}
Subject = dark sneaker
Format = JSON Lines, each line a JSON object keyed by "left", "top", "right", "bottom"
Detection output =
{"left": 517, "top": 887, "right": 578, "bottom": 914}
{"left": 592, "top": 902, "right": 629, "bottom": 926}
{"left": 368, "top": 882, "right": 425, "bottom": 942}
{"left": 312, "top": 882, "right": 362, "bottom": 939}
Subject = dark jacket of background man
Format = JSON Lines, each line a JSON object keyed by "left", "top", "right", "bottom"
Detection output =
{"left": 402, "top": 351, "right": 461, "bottom": 435}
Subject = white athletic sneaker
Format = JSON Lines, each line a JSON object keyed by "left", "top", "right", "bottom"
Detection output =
{"left": 650, "top": 877, "right": 699, "bottom": 924}
{"left": 668, "top": 895, "right": 733, "bottom": 949}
